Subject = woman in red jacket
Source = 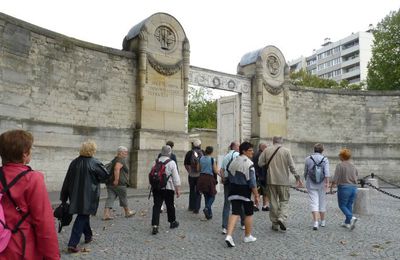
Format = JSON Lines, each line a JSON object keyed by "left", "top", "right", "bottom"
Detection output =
{"left": 0, "top": 129, "right": 60, "bottom": 260}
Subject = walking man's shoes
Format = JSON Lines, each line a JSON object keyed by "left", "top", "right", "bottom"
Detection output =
{"left": 262, "top": 206, "right": 270, "bottom": 211}
{"left": 277, "top": 220, "right": 287, "bottom": 231}
{"left": 152, "top": 225, "right": 159, "bottom": 235}
{"left": 170, "top": 221, "right": 179, "bottom": 229}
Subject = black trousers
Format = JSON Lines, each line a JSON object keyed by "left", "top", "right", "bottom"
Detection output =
{"left": 151, "top": 189, "right": 176, "bottom": 226}
{"left": 188, "top": 176, "right": 201, "bottom": 211}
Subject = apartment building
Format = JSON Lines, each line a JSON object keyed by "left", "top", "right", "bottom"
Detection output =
{"left": 288, "top": 31, "right": 374, "bottom": 84}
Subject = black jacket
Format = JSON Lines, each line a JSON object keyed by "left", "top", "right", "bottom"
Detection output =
{"left": 60, "top": 156, "right": 110, "bottom": 215}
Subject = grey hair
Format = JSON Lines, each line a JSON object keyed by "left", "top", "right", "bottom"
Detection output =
{"left": 272, "top": 136, "right": 283, "bottom": 144}
{"left": 258, "top": 143, "right": 267, "bottom": 150}
{"left": 117, "top": 146, "right": 128, "bottom": 153}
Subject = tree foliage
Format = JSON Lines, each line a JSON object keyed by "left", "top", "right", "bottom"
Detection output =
{"left": 290, "top": 69, "right": 363, "bottom": 90}
{"left": 367, "top": 9, "right": 400, "bottom": 90}
{"left": 188, "top": 86, "right": 217, "bottom": 130}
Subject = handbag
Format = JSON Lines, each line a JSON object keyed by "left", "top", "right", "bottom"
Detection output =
{"left": 53, "top": 202, "right": 72, "bottom": 233}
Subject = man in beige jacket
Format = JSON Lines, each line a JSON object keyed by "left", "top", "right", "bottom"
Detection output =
{"left": 258, "top": 136, "right": 303, "bottom": 231}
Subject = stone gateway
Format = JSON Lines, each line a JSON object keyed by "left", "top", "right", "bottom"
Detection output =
{"left": 0, "top": 12, "right": 399, "bottom": 191}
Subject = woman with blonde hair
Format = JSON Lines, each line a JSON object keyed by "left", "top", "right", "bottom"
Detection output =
{"left": 60, "top": 140, "right": 110, "bottom": 253}
{"left": 331, "top": 148, "right": 358, "bottom": 230}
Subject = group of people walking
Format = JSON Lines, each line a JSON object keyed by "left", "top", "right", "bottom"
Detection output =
{"left": 0, "top": 129, "right": 360, "bottom": 258}
{"left": 181, "top": 136, "right": 359, "bottom": 248}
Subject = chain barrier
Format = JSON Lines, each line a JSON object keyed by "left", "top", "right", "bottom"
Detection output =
{"left": 290, "top": 173, "right": 400, "bottom": 197}
{"left": 290, "top": 186, "right": 337, "bottom": 195}
{"left": 365, "top": 182, "right": 400, "bottom": 200}
{"left": 373, "top": 175, "right": 400, "bottom": 189}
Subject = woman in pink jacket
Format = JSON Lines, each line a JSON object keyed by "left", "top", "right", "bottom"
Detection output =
{"left": 0, "top": 129, "right": 60, "bottom": 260}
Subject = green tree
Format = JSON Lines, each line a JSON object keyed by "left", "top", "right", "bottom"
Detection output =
{"left": 290, "top": 69, "right": 363, "bottom": 90}
{"left": 188, "top": 86, "right": 217, "bottom": 130}
{"left": 367, "top": 9, "right": 400, "bottom": 90}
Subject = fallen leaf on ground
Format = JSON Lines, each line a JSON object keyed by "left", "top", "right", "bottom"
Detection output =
{"left": 372, "top": 244, "right": 384, "bottom": 249}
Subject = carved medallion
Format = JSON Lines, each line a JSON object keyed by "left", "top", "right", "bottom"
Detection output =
{"left": 212, "top": 77, "right": 221, "bottom": 87}
{"left": 154, "top": 26, "right": 176, "bottom": 51}
{"left": 266, "top": 55, "right": 281, "bottom": 77}
{"left": 228, "top": 80, "right": 236, "bottom": 89}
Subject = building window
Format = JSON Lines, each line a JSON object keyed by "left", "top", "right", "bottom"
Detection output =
{"left": 342, "top": 39, "right": 359, "bottom": 50}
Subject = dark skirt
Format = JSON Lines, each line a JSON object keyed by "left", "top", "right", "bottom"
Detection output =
{"left": 197, "top": 174, "right": 217, "bottom": 196}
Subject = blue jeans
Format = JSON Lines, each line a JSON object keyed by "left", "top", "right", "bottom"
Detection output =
{"left": 68, "top": 214, "right": 92, "bottom": 247}
{"left": 188, "top": 176, "right": 201, "bottom": 211}
{"left": 222, "top": 183, "right": 245, "bottom": 228}
{"left": 337, "top": 185, "right": 357, "bottom": 224}
{"left": 204, "top": 193, "right": 215, "bottom": 217}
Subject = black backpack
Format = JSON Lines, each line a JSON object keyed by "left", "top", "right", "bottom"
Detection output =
{"left": 190, "top": 149, "right": 203, "bottom": 174}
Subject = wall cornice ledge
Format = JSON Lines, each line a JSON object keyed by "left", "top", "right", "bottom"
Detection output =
{"left": 289, "top": 85, "right": 400, "bottom": 97}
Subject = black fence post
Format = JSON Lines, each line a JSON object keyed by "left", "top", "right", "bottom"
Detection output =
{"left": 359, "top": 178, "right": 365, "bottom": 188}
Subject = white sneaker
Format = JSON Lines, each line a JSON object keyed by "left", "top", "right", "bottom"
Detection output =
{"left": 350, "top": 217, "right": 358, "bottom": 230}
{"left": 221, "top": 228, "right": 227, "bottom": 234}
{"left": 313, "top": 222, "right": 319, "bottom": 230}
{"left": 320, "top": 220, "right": 326, "bottom": 227}
{"left": 225, "top": 235, "right": 235, "bottom": 247}
{"left": 240, "top": 225, "right": 246, "bottom": 230}
{"left": 340, "top": 222, "right": 351, "bottom": 229}
{"left": 243, "top": 235, "right": 257, "bottom": 243}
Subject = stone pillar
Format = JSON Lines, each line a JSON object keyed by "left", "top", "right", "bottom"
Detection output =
{"left": 353, "top": 188, "right": 371, "bottom": 215}
{"left": 237, "top": 45, "right": 288, "bottom": 141}
{"left": 366, "top": 178, "right": 379, "bottom": 188}
{"left": 122, "top": 13, "right": 190, "bottom": 188}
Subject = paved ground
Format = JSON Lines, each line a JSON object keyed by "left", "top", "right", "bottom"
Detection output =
{"left": 54, "top": 187, "right": 400, "bottom": 260}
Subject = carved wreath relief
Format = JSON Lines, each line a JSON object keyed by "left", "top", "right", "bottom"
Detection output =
{"left": 154, "top": 26, "right": 176, "bottom": 51}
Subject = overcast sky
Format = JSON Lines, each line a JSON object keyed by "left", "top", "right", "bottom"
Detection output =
{"left": 2, "top": 0, "right": 399, "bottom": 74}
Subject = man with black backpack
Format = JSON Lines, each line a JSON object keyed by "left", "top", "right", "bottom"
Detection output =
{"left": 150, "top": 145, "right": 181, "bottom": 235}
{"left": 219, "top": 141, "right": 245, "bottom": 234}
{"left": 304, "top": 143, "right": 330, "bottom": 230}
{"left": 184, "top": 139, "right": 203, "bottom": 213}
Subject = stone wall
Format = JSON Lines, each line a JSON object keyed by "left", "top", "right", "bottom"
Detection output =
{"left": 1, "top": 12, "right": 400, "bottom": 191}
{"left": 0, "top": 13, "right": 137, "bottom": 191}
{"left": 189, "top": 128, "right": 217, "bottom": 151}
{"left": 286, "top": 86, "right": 400, "bottom": 180}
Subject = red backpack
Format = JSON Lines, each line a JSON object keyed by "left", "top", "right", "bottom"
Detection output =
{"left": 148, "top": 159, "right": 171, "bottom": 193}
